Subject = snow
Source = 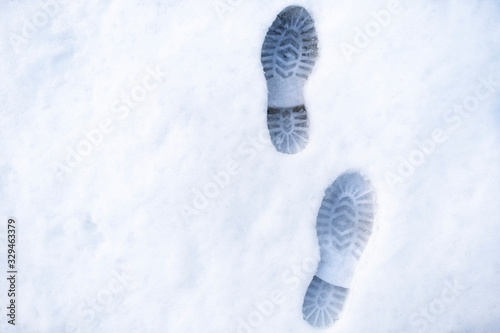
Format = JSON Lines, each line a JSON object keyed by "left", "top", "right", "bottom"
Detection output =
{"left": 0, "top": 0, "right": 500, "bottom": 332}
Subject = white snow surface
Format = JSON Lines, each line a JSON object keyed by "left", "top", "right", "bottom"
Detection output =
{"left": 1, "top": 0, "right": 500, "bottom": 332}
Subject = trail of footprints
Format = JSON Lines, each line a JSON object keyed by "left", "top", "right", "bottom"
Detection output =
{"left": 261, "top": 6, "right": 376, "bottom": 329}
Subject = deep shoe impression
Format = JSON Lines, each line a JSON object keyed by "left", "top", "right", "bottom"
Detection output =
{"left": 303, "top": 172, "right": 376, "bottom": 327}
{"left": 261, "top": 6, "right": 318, "bottom": 154}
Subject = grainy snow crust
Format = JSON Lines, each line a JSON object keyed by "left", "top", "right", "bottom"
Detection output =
{"left": 0, "top": 0, "right": 500, "bottom": 332}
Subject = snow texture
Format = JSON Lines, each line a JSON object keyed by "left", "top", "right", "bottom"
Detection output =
{"left": 0, "top": 0, "right": 500, "bottom": 332}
